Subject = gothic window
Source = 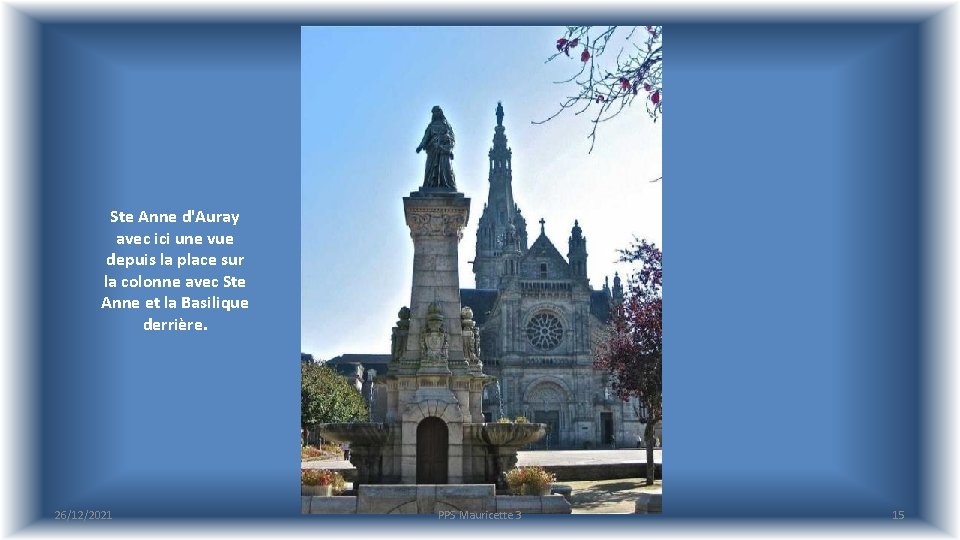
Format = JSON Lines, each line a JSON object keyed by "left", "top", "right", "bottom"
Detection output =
{"left": 540, "top": 263, "right": 547, "bottom": 278}
{"left": 526, "top": 313, "right": 563, "bottom": 350}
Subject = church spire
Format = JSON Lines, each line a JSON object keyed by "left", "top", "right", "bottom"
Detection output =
{"left": 612, "top": 272, "right": 624, "bottom": 302}
{"left": 474, "top": 102, "right": 528, "bottom": 289}
{"left": 568, "top": 219, "right": 588, "bottom": 282}
{"left": 489, "top": 101, "right": 512, "bottom": 171}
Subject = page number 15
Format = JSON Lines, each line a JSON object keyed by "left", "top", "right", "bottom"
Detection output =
{"left": 892, "top": 510, "right": 905, "bottom": 520}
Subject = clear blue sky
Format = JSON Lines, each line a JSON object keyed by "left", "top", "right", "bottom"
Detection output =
{"left": 302, "top": 26, "right": 662, "bottom": 360}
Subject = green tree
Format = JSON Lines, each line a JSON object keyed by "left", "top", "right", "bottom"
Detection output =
{"left": 301, "top": 362, "right": 368, "bottom": 443}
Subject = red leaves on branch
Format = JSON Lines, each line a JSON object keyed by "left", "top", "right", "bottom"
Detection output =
{"left": 621, "top": 239, "right": 662, "bottom": 290}
{"left": 541, "top": 26, "right": 663, "bottom": 152}
{"left": 595, "top": 239, "right": 662, "bottom": 421}
{"left": 557, "top": 37, "right": 582, "bottom": 57}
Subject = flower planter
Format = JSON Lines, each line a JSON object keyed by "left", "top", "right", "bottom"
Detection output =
{"left": 302, "top": 484, "right": 333, "bottom": 497}
{"left": 301, "top": 469, "right": 344, "bottom": 496}
{"left": 520, "top": 484, "right": 552, "bottom": 496}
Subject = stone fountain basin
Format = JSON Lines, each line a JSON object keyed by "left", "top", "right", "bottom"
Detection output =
{"left": 316, "top": 422, "right": 391, "bottom": 445}
{"left": 477, "top": 422, "right": 546, "bottom": 447}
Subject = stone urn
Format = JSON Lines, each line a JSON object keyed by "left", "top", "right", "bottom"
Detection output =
{"left": 474, "top": 422, "right": 547, "bottom": 488}
{"left": 316, "top": 423, "right": 391, "bottom": 446}
{"left": 315, "top": 423, "right": 392, "bottom": 484}
{"left": 478, "top": 422, "right": 546, "bottom": 447}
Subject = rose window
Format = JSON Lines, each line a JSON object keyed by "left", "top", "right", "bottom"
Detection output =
{"left": 526, "top": 313, "right": 563, "bottom": 350}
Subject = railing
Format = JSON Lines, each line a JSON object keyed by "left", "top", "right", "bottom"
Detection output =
{"left": 519, "top": 281, "right": 573, "bottom": 298}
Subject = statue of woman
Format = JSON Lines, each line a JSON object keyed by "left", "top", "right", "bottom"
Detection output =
{"left": 415, "top": 106, "right": 457, "bottom": 189}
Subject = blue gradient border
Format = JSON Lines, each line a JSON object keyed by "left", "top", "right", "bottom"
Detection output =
{"left": 665, "top": 22, "right": 922, "bottom": 519}
{"left": 34, "top": 23, "right": 301, "bottom": 520}
{"left": 6, "top": 7, "right": 953, "bottom": 537}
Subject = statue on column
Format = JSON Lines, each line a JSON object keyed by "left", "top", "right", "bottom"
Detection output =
{"left": 391, "top": 306, "right": 411, "bottom": 362}
{"left": 415, "top": 106, "right": 457, "bottom": 189}
{"left": 461, "top": 306, "right": 482, "bottom": 367}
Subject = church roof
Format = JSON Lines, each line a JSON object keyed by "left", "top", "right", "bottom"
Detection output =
{"left": 520, "top": 226, "right": 571, "bottom": 279}
{"left": 325, "top": 354, "right": 391, "bottom": 376}
{"left": 526, "top": 231, "right": 566, "bottom": 261}
{"left": 460, "top": 288, "right": 499, "bottom": 325}
{"left": 590, "top": 290, "right": 613, "bottom": 323}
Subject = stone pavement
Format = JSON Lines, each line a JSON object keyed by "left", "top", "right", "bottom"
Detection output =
{"left": 303, "top": 448, "right": 662, "bottom": 470}
{"left": 517, "top": 449, "right": 662, "bottom": 467}
{"left": 565, "top": 478, "right": 661, "bottom": 514}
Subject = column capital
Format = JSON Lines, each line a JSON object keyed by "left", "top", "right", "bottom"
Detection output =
{"left": 403, "top": 194, "right": 471, "bottom": 239}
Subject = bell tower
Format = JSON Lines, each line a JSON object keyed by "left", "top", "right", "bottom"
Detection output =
{"left": 473, "top": 102, "right": 528, "bottom": 289}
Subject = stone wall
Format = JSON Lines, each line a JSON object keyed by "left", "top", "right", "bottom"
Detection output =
{"left": 302, "top": 484, "right": 571, "bottom": 515}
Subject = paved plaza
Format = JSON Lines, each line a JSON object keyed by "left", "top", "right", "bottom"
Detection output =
{"left": 303, "top": 449, "right": 662, "bottom": 514}
{"left": 517, "top": 448, "right": 662, "bottom": 467}
{"left": 303, "top": 448, "right": 662, "bottom": 470}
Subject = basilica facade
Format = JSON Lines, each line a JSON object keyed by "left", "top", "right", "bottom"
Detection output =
{"left": 460, "top": 103, "right": 643, "bottom": 449}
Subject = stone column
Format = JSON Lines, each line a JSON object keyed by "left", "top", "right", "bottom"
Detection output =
{"left": 398, "top": 190, "right": 471, "bottom": 484}
{"left": 402, "top": 192, "right": 470, "bottom": 368}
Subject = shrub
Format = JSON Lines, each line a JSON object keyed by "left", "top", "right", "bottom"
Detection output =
{"left": 497, "top": 417, "right": 512, "bottom": 424}
{"left": 504, "top": 466, "right": 555, "bottom": 495}
{"left": 514, "top": 416, "right": 528, "bottom": 424}
{"left": 331, "top": 472, "right": 346, "bottom": 494}
{"left": 504, "top": 467, "right": 526, "bottom": 495}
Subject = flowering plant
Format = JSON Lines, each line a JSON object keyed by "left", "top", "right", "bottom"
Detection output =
{"left": 504, "top": 466, "right": 555, "bottom": 496}
{"left": 513, "top": 416, "right": 528, "bottom": 424}
{"left": 301, "top": 468, "right": 343, "bottom": 488}
{"left": 301, "top": 446, "right": 323, "bottom": 459}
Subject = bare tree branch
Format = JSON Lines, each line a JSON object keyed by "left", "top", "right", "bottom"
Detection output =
{"left": 535, "top": 26, "right": 663, "bottom": 153}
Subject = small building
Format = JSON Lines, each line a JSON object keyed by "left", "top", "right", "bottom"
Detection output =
{"left": 324, "top": 354, "right": 390, "bottom": 422}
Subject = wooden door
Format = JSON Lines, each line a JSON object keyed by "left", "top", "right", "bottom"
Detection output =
{"left": 416, "top": 417, "right": 448, "bottom": 484}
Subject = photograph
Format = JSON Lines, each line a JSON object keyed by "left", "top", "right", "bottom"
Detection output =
{"left": 299, "top": 25, "right": 663, "bottom": 515}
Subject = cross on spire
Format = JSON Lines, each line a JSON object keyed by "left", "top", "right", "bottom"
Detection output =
{"left": 539, "top": 218, "right": 545, "bottom": 235}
